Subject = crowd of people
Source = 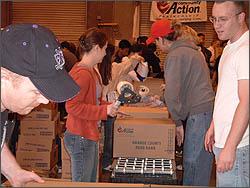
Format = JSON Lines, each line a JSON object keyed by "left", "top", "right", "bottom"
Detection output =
{"left": 1, "top": 1, "right": 248, "bottom": 187}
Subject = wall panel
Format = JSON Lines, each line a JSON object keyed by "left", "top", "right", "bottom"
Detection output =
{"left": 11, "top": 1, "right": 87, "bottom": 45}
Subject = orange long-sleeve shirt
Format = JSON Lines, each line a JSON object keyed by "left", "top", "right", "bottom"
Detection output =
{"left": 66, "top": 63, "right": 110, "bottom": 141}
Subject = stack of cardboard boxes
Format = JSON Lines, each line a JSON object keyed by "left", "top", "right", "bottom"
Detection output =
{"left": 16, "top": 102, "right": 60, "bottom": 177}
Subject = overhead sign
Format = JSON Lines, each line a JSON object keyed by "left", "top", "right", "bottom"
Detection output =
{"left": 150, "top": 1, "right": 207, "bottom": 22}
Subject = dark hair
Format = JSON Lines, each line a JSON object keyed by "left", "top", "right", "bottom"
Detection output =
{"left": 61, "top": 41, "right": 70, "bottom": 49}
{"left": 98, "top": 44, "right": 115, "bottom": 86}
{"left": 61, "top": 41, "right": 76, "bottom": 55}
{"left": 148, "top": 43, "right": 157, "bottom": 52}
{"left": 130, "top": 44, "right": 144, "bottom": 53}
{"left": 76, "top": 27, "right": 107, "bottom": 61}
{"left": 137, "top": 36, "right": 148, "bottom": 45}
{"left": 68, "top": 42, "right": 76, "bottom": 54}
{"left": 197, "top": 33, "right": 205, "bottom": 37}
{"left": 118, "top": 39, "right": 131, "bottom": 49}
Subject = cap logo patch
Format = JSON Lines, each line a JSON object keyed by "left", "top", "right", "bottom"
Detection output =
{"left": 54, "top": 47, "right": 65, "bottom": 70}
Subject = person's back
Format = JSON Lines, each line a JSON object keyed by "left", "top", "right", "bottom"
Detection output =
{"left": 165, "top": 40, "right": 214, "bottom": 119}
{"left": 147, "top": 19, "right": 214, "bottom": 186}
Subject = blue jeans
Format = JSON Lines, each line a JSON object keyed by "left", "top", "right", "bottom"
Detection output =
{"left": 183, "top": 111, "right": 213, "bottom": 186}
{"left": 101, "top": 116, "right": 116, "bottom": 169}
{"left": 64, "top": 130, "right": 98, "bottom": 182}
{"left": 213, "top": 145, "right": 249, "bottom": 187}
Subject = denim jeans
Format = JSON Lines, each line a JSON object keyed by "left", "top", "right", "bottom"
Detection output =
{"left": 213, "top": 145, "right": 249, "bottom": 187}
{"left": 64, "top": 129, "right": 98, "bottom": 182}
{"left": 101, "top": 116, "right": 116, "bottom": 168}
{"left": 183, "top": 111, "right": 213, "bottom": 186}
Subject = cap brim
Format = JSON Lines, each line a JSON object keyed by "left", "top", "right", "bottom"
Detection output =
{"left": 146, "top": 37, "right": 155, "bottom": 46}
{"left": 30, "top": 70, "right": 81, "bottom": 103}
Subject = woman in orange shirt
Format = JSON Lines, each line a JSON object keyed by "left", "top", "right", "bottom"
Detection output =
{"left": 64, "top": 28, "right": 118, "bottom": 182}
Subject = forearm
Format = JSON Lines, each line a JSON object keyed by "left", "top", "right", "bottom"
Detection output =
{"left": 1, "top": 143, "right": 22, "bottom": 181}
{"left": 224, "top": 101, "right": 249, "bottom": 150}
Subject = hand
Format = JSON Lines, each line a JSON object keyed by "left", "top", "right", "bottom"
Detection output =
{"left": 10, "top": 169, "right": 44, "bottom": 187}
{"left": 204, "top": 125, "right": 215, "bottom": 152}
{"left": 116, "top": 110, "right": 131, "bottom": 119}
{"left": 107, "top": 104, "right": 119, "bottom": 117}
{"left": 144, "top": 95, "right": 162, "bottom": 108}
{"left": 144, "top": 101, "right": 160, "bottom": 108}
{"left": 176, "top": 125, "right": 184, "bottom": 147}
{"left": 216, "top": 147, "right": 236, "bottom": 173}
{"left": 137, "top": 55, "right": 145, "bottom": 62}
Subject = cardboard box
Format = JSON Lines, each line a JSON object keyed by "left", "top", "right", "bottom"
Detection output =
{"left": 20, "top": 102, "right": 58, "bottom": 121}
{"left": 119, "top": 106, "right": 168, "bottom": 119}
{"left": 16, "top": 145, "right": 58, "bottom": 171}
{"left": 124, "top": 102, "right": 147, "bottom": 108}
{"left": 26, "top": 178, "right": 147, "bottom": 187}
{"left": 31, "top": 165, "right": 59, "bottom": 178}
{"left": 17, "top": 135, "right": 55, "bottom": 152}
{"left": 61, "top": 135, "right": 70, "bottom": 160}
{"left": 61, "top": 159, "right": 72, "bottom": 179}
{"left": 114, "top": 118, "right": 175, "bottom": 159}
{"left": 20, "top": 112, "right": 60, "bottom": 139}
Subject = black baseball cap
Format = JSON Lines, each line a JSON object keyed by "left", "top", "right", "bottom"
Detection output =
{"left": 1, "top": 23, "right": 81, "bottom": 102}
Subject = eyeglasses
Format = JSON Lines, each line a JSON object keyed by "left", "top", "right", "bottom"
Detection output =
{"left": 209, "top": 11, "right": 243, "bottom": 25}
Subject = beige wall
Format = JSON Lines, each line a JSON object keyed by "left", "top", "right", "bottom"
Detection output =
{"left": 87, "top": 1, "right": 135, "bottom": 45}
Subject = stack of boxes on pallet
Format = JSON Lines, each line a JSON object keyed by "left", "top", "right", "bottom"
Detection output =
{"left": 16, "top": 102, "right": 60, "bottom": 177}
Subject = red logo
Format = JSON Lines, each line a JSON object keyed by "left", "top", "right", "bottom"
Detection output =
{"left": 157, "top": 2, "right": 170, "bottom": 14}
{"left": 117, "top": 127, "right": 123, "bottom": 133}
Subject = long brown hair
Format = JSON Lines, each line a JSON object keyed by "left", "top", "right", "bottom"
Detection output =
{"left": 98, "top": 44, "right": 115, "bottom": 85}
{"left": 76, "top": 27, "right": 107, "bottom": 61}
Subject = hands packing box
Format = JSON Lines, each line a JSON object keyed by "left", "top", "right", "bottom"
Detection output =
{"left": 114, "top": 118, "right": 175, "bottom": 159}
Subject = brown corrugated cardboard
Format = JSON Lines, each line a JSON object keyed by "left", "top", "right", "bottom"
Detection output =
{"left": 119, "top": 106, "right": 168, "bottom": 119}
{"left": 17, "top": 135, "right": 55, "bottom": 152}
{"left": 26, "top": 178, "right": 147, "bottom": 187}
{"left": 16, "top": 145, "right": 58, "bottom": 171}
{"left": 20, "top": 102, "right": 58, "bottom": 121}
{"left": 61, "top": 159, "right": 72, "bottom": 179}
{"left": 114, "top": 118, "right": 175, "bottom": 159}
{"left": 60, "top": 135, "right": 70, "bottom": 160}
{"left": 19, "top": 112, "right": 60, "bottom": 139}
{"left": 124, "top": 102, "right": 147, "bottom": 108}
